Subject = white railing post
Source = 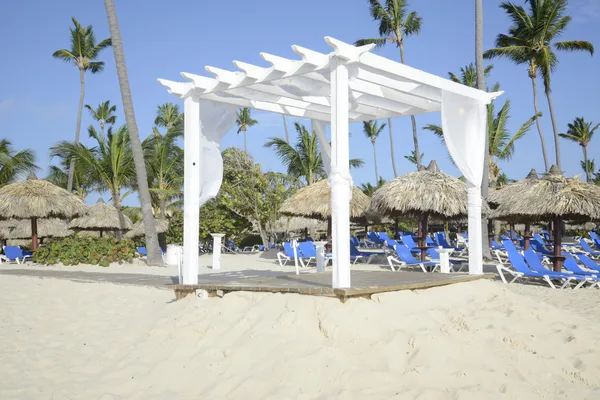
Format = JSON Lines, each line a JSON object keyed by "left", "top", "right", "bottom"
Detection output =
{"left": 210, "top": 233, "right": 225, "bottom": 270}
{"left": 183, "top": 94, "right": 201, "bottom": 284}
{"left": 330, "top": 56, "right": 351, "bottom": 289}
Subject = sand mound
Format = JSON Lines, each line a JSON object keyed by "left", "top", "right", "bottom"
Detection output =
{"left": 1, "top": 276, "right": 599, "bottom": 399}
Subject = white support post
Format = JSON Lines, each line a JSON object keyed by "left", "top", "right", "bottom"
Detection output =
{"left": 182, "top": 95, "right": 201, "bottom": 284}
{"left": 467, "top": 183, "right": 483, "bottom": 275}
{"left": 330, "top": 56, "right": 351, "bottom": 289}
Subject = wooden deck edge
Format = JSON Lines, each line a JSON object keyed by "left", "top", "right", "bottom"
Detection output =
{"left": 332, "top": 273, "right": 495, "bottom": 297}
{"left": 167, "top": 273, "right": 495, "bottom": 301}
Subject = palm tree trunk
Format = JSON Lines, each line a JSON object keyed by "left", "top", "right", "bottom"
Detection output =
{"left": 476, "top": 0, "right": 492, "bottom": 261}
{"left": 159, "top": 197, "right": 167, "bottom": 218}
{"left": 282, "top": 115, "right": 290, "bottom": 143}
{"left": 372, "top": 142, "right": 379, "bottom": 183}
{"left": 112, "top": 189, "right": 125, "bottom": 239}
{"left": 399, "top": 42, "right": 421, "bottom": 170}
{"left": 104, "top": 0, "right": 162, "bottom": 266}
{"left": 387, "top": 118, "right": 398, "bottom": 177}
{"left": 545, "top": 88, "right": 562, "bottom": 170}
{"left": 583, "top": 145, "right": 590, "bottom": 182}
{"left": 531, "top": 76, "right": 550, "bottom": 172}
{"left": 244, "top": 129, "right": 247, "bottom": 153}
{"left": 67, "top": 68, "right": 85, "bottom": 193}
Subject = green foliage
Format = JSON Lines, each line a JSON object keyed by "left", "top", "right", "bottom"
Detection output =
{"left": 199, "top": 200, "right": 252, "bottom": 243}
{"left": 143, "top": 103, "right": 184, "bottom": 216}
{"left": 166, "top": 211, "right": 184, "bottom": 244}
{"left": 166, "top": 203, "right": 252, "bottom": 246}
{"left": 0, "top": 139, "right": 37, "bottom": 187}
{"left": 220, "top": 148, "right": 293, "bottom": 245}
{"left": 34, "top": 237, "right": 136, "bottom": 266}
{"left": 404, "top": 150, "right": 425, "bottom": 166}
{"left": 359, "top": 177, "right": 386, "bottom": 197}
{"left": 50, "top": 124, "right": 135, "bottom": 207}
{"left": 264, "top": 122, "right": 363, "bottom": 186}
{"left": 484, "top": 0, "right": 594, "bottom": 92}
{"left": 52, "top": 17, "right": 112, "bottom": 73}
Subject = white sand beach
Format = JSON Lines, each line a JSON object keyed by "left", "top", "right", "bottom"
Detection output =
{"left": 1, "top": 265, "right": 600, "bottom": 399}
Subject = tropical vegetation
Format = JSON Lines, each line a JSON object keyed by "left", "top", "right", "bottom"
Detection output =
{"left": 52, "top": 17, "right": 112, "bottom": 192}
{"left": 355, "top": 0, "right": 423, "bottom": 171}
{"left": 236, "top": 107, "right": 258, "bottom": 153}
{"left": 0, "top": 139, "right": 37, "bottom": 188}
{"left": 559, "top": 117, "right": 599, "bottom": 182}
{"left": 484, "top": 0, "right": 594, "bottom": 171}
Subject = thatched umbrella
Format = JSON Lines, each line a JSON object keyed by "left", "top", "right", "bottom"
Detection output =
{"left": 0, "top": 173, "right": 87, "bottom": 251}
{"left": 124, "top": 218, "right": 169, "bottom": 238}
{"left": 69, "top": 198, "right": 132, "bottom": 237}
{"left": 5, "top": 218, "right": 73, "bottom": 241}
{"left": 371, "top": 160, "right": 486, "bottom": 260}
{"left": 492, "top": 165, "right": 600, "bottom": 271}
{"left": 279, "top": 179, "right": 371, "bottom": 246}
{"left": 489, "top": 169, "right": 540, "bottom": 250}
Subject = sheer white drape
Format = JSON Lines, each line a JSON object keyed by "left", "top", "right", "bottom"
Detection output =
{"left": 197, "top": 100, "right": 238, "bottom": 206}
{"left": 441, "top": 90, "right": 487, "bottom": 274}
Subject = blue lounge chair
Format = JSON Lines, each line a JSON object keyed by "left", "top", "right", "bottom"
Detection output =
{"left": 2, "top": 246, "right": 33, "bottom": 264}
{"left": 578, "top": 239, "right": 600, "bottom": 258}
{"left": 277, "top": 242, "right": 297, "bottom": 266}
{"left": 136, "top": 246, "right": 147, "bottom": 256}
{"left": 523, "top": 248, "right": 598, "bottom": 289}
{"left": 589, "top": 232, "right": 600, "bottom": 249}
{"left": 496, "top": 240, "right": 594, "bottom": 289}
{"left": 577, "top": 254, "right": 600, "bottom": 273}
{"left": 367, "top": 232, "right": 385, "bottom": 246}
{"left": 298, "top": 242, "right": 333, "bottom": 268}
{"left": 563, "top": 257, "right": 598, "bottom": 277}
{"left": 349, "top": 242, "right": 366, "bottom": 264}
{"left": 435, "top": 232, "right": 466, "bottom": 256}
{"left": 387, "top": 244, "right": 439, "bottom": 273}
{"left": 400, "top": 234, "right": 422, "bottom": 254}
{"left": 378, "top": 232, "right": 393, "bottom": 242}
{"left": 350, "top": 236, "right": 361, "bottom": 247}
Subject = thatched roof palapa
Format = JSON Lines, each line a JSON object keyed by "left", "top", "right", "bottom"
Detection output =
{"left": 69, "top": 198, "right": 133, "bottom": 232}
{"left": 370, "top": 161, "right": 488, "bottom": 219}
{"left": 0, "top": 173, "right": 87, "bottom": 219}
{"left": 4, "top": 218, "right": 73, "bottom": 240}
{"left": 491, "top": 166, "right": 600, "bottom": 223}
{"left": 279, "top": 179, "right": 371, "bottom": 220}
{"left": 125, "top": 218, "right": 169, "bottom": 238}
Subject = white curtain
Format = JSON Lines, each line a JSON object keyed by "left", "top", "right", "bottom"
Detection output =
{"left": 197, "top": 100, "right": 238, "bottom": 206}
{"left": 312, "top": 119, "right": 331, "bottom": 176}
{"left": 441, "top": 90, "right": 487, "bottom": 274}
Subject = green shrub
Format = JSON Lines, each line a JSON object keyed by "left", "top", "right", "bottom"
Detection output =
{"left": 34, "top": 236, "right": 137, "bottom": 266}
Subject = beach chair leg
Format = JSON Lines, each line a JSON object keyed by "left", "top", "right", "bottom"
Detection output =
{"left": 418, "top": 263, "right": 428, "bottom": 273}
{"left": 573, "top": 279, "right": 588, "bottom": 290}
{"left": 386, "top": 256, "right": 399, "bottom": 272}
{"left": 543, "top": 276, "right": 557, "bottom": 289}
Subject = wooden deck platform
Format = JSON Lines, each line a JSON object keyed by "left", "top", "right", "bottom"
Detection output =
{"left": 169, "top": 271, "right": 495, "bottom": 302}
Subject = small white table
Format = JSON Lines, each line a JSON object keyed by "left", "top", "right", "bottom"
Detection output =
{"left": 435, "top": 248, "right": 454, "bottom": 273}
{"left": 210, "top": 233, "right": 225, "bottom": 270}
{"left": 314, "top": 241, "right": 328, "bottom": 272}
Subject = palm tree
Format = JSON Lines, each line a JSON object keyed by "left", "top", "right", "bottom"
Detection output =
{"left": 46, "top": 157, "right": 93, "bottom": 200}
{"left": 264, "top": 122, "right": 364, "bottom": 186}
{"left": 559, "top": 117, "right": 599, "bottom": 182}
{"left": 485, "top": 0, "right": 594, "bottom": 171}
{"left": 363, "top": 120, "right": 386, "bottom": 183}
{"left": 84, "top": 100, "right": 117, "bottom": 138}
{"left": 360, "top": 177, "right": 386, "bottom": 197}
{"left": 0, "top": 139, "right": 37, "bottom": 187}
{"left": 404, "top": 150, "right": 425, "bottom": 166}
{"left": 51, "top": 125, "right": 135, "bottom": 234}
{"left": 52, "top": 17, "right": 112, "bottom": 192}
{"left": 104, "top": 0, "right": 162, "bottom": 265}
{"left": 581, "top": 159, "right": 595, "bottom": 180}
{"left": 355, "top": 0, "right": 423, "bottom": 170}
{"left": 143, "top": 122, "right": 184, "bottom": 217}
{"left": 154, "top": 102, "right": 184, "bottom": 133}
{"left": 236, "top": 108, "right": 258, "bottom": 153}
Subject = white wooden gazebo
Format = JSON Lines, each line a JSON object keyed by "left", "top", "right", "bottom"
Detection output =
{"left": 158, "top": 37, "right": 501, "bottom": 288}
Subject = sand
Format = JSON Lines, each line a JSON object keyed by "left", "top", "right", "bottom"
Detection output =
{"left": 1, "top": 275, "right": 599, "bottom": 399}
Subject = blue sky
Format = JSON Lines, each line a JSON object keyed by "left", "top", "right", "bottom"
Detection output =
{"left": 1, "top": 0, "right": 599, "bottom": 206}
